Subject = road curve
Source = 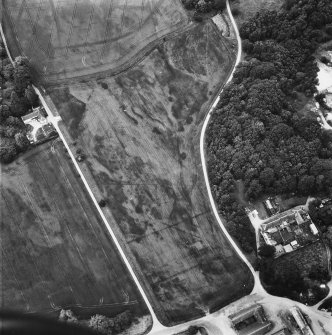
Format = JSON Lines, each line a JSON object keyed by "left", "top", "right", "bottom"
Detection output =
{"left": 1, "top": 1, "right": 259, "bottom": 330}
{"left": 0, "top": 21, "right": 165, "bottom": 332}
{"left": 199, "top": 0, "right": 262, "bottom": 292}
{"left": 3, "top": 3, "right": 332, "bottom": 334}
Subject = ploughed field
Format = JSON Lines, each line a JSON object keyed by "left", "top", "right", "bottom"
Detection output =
{"left": 1, "top": 0, "right": 188, "bottom": 82}
{"left": 0, "top": 141, "right": 150, "bottom": 323}
{"left": 48, "top": 21, "right": 254, "bottom": 325}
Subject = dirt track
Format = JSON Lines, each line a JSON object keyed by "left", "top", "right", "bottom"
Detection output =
{"left": 48, "top": 21, "right": 254, "bottom": 326}
{"left": 2, "top": 0, "right": 188, "bottom": 83}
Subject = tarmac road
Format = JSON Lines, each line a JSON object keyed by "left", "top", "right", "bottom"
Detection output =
{"left": 3, "top": 1, "right": 332, "bottom": 334}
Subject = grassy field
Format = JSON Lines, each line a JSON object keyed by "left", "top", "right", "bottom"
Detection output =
{"left": 0, "top": 141, "right": 150, "bottom": 325}
{"left": 47, "top": 20, "right": 254, "bottom": 325}
{"left": 1, "top": 0, "right": 188, "bottom": 83}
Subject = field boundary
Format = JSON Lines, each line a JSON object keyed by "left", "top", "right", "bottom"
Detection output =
{"left": 1, "top": 1, "right": 256, "bottom": 327}
{"left": 43, "top": 22, "right": 195, "bottom": 87}
{"left": 40, "top": 15, "right": 255, "bottom": 323}
{"left": 1, "top": 19, "right": 166, "bottom": 330}
{"left": 2, "top": 0, "right": 192, "bottom": 86}
{"left": 200, "top": 0, "right": 260, "bottom": 293}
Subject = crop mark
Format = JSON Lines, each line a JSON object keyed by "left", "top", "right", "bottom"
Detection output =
{"left": 45, "top": 0, "right": 62, "bottom": 58}
{"left": 15, "top": 0, "right": 26, "bottom": 22}
{"left": 138, "top": 0, "right": 145, "bottom": 29}
{"left": 52, "top": 144, "right": 129, "bottom": 286}
{"left": 1, "top": 193, "right": 30, "bottom": 312}
{"left": 98, "top": 0, "right": 115, "bottom": 62}
{"left": 81, "top": 3, "right": 96, "bottom": 60}
{"left": 64, "top": 0, "right": 78, "bottom": 58}
{"left": 33, "top": 157, "right": 89, "bottom": 287}
{"left": 22, "top": 0, "right": 50, "bottom": 57}
{"left": 15, "top": 171, "right": 75, "bottom": 291}
{"left": 35, "top": 158, "right": 97, "bottom": 287}
{"left": 8, "top": 179, "right": 53, "bottom": 301}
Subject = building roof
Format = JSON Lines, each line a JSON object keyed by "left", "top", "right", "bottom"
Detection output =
{"left": 283, "top": 244, "right": 293, "bottom": 253}
{"left": 263, "top": 213, "right": 297, "bottom": 231}
{"left": 290, "top": 307, "right": 307, "bottom": 331}
{"left": 290, "top": 240, "right": 298, "bottom": 247}
{"left": 237, "top": 322, "right": 272, "bottom": 335}
{"left": 310, "top": 223, "right": 318, "bottom": 235}
{"left": 295, "top": 211, "right": 305, "bottom": 224}
{"left": 229, "top": 305, "right": 272, "bottom": 335}
{"left": 229, "top": 305, "right": 264, "bottom": 324}
{"left": 275, "top": 245, "right": 285, "bottom": 255}
{"left": 265, "top": 199, "right": 273, "bottom": 209}
{"left": 21, "top": 110, "right": 40, "bottom": 122}
{"left": 271, "top": 329, "right": 291, "bottom": 335}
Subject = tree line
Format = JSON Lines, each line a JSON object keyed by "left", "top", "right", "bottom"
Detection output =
{"left": 309, "top": 199, "right": 332, "bottom": 248}
{"left": 259, "top": 242, "right": 330, "bottom": 305}
{"left": 206, "top": 0, "right": 332, "bottom": 253}
{"left": 0, "top": 41, "right": 38, "bottom": 164}
{"left": 59, "top": 309, "right": 133, "bottom": 335}
{"left": 181, "top": 0, "right": 226, "bottom": 19}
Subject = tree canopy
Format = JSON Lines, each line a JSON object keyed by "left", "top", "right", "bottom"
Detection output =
{"left": 181, "top": 0, "right": 226, "bottom": 18}
{"left": 88, "top": 311, "right": 132, "bottom": 335}
{"left": 0, "top": 41, "right": 37, "bottom": 163}
{"left": 206, "top": 0, "right": 332, "bottom": 252}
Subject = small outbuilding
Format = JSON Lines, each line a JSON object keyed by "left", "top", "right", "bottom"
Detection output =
{"left": 310, "top": 223, "right": 319, "bottom": 235}
{"left": 229, "top": 304, "right": 273, "bottom": 335}
{"left": 271, "top": 329, "right": 291, "bottom": 335}
{"left": 283, "top": 244, "right": 293, "bottom": 253}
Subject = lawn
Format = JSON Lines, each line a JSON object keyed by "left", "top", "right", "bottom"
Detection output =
{"left": 0, "top": 141, "right": 150, "bottom": 326}
{"left": 1, "top": 0, "right": 188, "bottom": 83}
{"left": 47, "top": 20, "right": 254, "bottom": 326}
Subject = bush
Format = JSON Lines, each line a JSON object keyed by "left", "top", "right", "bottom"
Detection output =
{"left": 89, "top": 315, "right": 114, "bottom": 335}
{"left": 99, "top": 199, "right": 107, "bottom": 207}
{"left": 0, "top": 51, "right": 36, "bottom": 164}
{"left": 0, "top": 137, "right": 17, "bottom": 164}
{"left": 320, "top": 56, "right": 330, "bottom": 65}
{"left": 258, "top": 244, "right": 276, "bottom": 258}
{"left": 89, "top": 311, "right": 132, "bottom": 335}
{"left": 113, "top": 310, "right": 132, "bottom": 332}
{"left": 182, "top": 0, "right": 226, "bottom": 14}
{"left": 58, "top": 309, "right": 78, "bottom": 323}
{"left": 231, "top": 7, "right": 240, "bottom": 16}
{"left": 15, "top": 132, "right": 30, "bottom": 152}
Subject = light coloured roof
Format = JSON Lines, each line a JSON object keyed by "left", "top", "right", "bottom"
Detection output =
{"left": 229, "top": 304, "right": 264, "bottom": 323}
{"left": 271, "top": 329, "right": 291, "bottom": 335}
{"left": 310, "top": 223, "right": 318, "bottom": 235}
{"left": 238, "top": 322, "right": 272, "bottom": 335}
{"left": 21, "top": 110, "right": 40, "bottom": 122}
{"left": 283, "top": 244, "right": 293, "bottom": 253}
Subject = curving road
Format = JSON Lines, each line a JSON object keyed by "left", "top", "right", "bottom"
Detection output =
{"left": 0, "top": 1, "right": 263, "bottom": 332}
{"left": 200, "top": 0, "right": 263, "bottom": 294}
{"left": 2, "top": 2, "right": 332, "bottom": 334}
